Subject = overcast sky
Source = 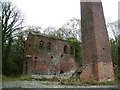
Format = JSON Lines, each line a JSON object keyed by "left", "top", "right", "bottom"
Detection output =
{"left": 5, "top": 0, "right": 120, "bottom": 28}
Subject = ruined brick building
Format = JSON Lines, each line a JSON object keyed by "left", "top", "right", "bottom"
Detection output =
{"left": 23, "top": 33, "right": 78, "bottom": 75}
{"left": 23, "top": 0, "right": 115, "bottom": 82}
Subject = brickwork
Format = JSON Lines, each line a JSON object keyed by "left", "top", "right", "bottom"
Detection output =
{"left": 23, "top": 1, "right": 115, "bottom": 82}
{"left": 80, "top": 1, "right": 115, "bottom": 82}
{"left": 23, "top": 33, "right": 78, "bottom": 75}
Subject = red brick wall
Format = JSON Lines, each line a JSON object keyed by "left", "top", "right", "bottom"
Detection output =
{"left": 23, "top": 33, "right": 78, "bottom": 75}
{"left": 81, "top": 1, "right": 114, "bottom": 82}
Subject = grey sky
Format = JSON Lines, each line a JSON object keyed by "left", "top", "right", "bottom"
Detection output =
{"left": 3, "top": 0, "right": 120, "bottom": 29}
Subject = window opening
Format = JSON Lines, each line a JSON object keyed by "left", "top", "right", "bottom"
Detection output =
{"left": 51, "top": 56, "right": 53, "bottom": 58}
{"left": 29, "top": 44, "right": 31, "bottom": 47}
{"left": 60, "top": 70, "right": 64, "bottom": 74}
{"left": 39, "top": 41, "right": 43, "bottom": 48}
{"left": 47, "top": 42, "right": 51, "bottom": 51}
{"left": 64, "top": 45, "right": 68, "bottom": 54}
{"left": 70, "top": 46, "right": 74, "bottom": 55}
{"left": 61, "top": 55, "right": 63, "bottom": 57}
{"left": 35, "top": 57, "right": 37, "bottom": 59}
{"left": 103, "top": 48, "right": 105, "bottom": 50}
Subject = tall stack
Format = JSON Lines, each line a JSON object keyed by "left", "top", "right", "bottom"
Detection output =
{"left": 80, "top": 1, "right": 114, "bottom": 82}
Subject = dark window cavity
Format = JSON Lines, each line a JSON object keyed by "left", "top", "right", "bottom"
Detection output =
{"left": 29, "top": 44, "right": 31, "bottom": 47}
{"left": 47, "top": 42, "right": 51, "bottom": 51}
{"left": 35, "top": 57, "right": 37, "bottom": 59}
{"left": 60, "top": 70, "right": 64, "bottom": 74}
{"left": 64, "top": 45, "right": 68, "bottom": 54}
{"left": 39, "top": 41, "right": 43, "bottom": 48}
{"left": 61, "top": 54, "right": 63, "bottom": 57}
{"left": 70, "top": 46, "right": 74, "bottom": 55}
{"left": 103, "top": 48, "right": 105, "bottom": 50}
{"left": 51, "top": 56, "right": 53, "bottom": 58}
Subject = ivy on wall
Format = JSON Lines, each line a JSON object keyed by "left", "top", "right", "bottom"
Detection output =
{"left": 68, "top": 38, "right": 83, "bottom": 65}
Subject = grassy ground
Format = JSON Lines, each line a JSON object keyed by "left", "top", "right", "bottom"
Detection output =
{"left": 2, "top": 75, "right": 118, "bottom": 86}
{"left": 2, "top": 75, "right": 31, "bottom": 81}
{"left": 60, "top": 77, "right": 118, "bottom": 86}
{"left": 2, "top": 75, "right": 59, "bottom": 81}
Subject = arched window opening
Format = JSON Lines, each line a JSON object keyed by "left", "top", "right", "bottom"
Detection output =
{"left": 47, "top": 42, "right": 51, "bottom": 51}
{"left": 64, "top": 45, "right": 68, "bottom": 54}
{"left": 70, "top": 46, "right": 74, "bottom": 55}
{"left": 39, "top": 41, "right": 43, "bottom": 48}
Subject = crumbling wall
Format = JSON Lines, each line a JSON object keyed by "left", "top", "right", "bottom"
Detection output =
{"left": 23, "top": 33, "right": 78, "bottom": 75}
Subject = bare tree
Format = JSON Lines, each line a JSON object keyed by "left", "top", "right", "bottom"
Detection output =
{"left": 0, "top": 1, "right": 24, "bottom": 75}
{"left": 43, "top": 18, "right": 81, "bottom": 41}
{"left": 61, "top": 18, "right": 81, "bottom": 41}
{"left": 1, "top": 2, "right": 24, "bottom": 45}
{"left": 27, "top": 26, "right": 42, "bottom": 32}
{"left": 44, "top": 26, "right": 58, "bottom": 36}
{"left": 106, "top": 19, "right": 119, "bottom": 40}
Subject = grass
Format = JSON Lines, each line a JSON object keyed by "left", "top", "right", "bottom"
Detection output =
{"left": 2, "top": 75, "right": 60, "bottom": 81}
{"left": 2, "top": 75, "right": 31, "bottom": 81}
{"left": 60, "top": 76, "right": 118, "bottom": 86}
{"left": 2, "top": 75, "right": 118, "bottom": 86}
